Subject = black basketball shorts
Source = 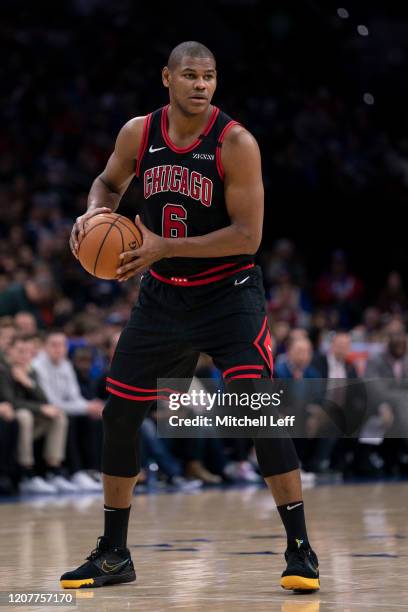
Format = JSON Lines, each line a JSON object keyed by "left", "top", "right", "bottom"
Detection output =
{"left": 106, "top": 265, "right": 273, "bottom": 401}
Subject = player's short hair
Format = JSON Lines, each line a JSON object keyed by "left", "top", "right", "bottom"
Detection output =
{"left": 167, "top": 41, "right": 216, "bottom": 70}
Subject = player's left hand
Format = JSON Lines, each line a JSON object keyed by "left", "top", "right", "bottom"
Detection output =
{"left": 116, "top": 215, "right": 169, "bottom": 282}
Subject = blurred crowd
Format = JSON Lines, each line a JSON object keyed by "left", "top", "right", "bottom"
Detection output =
{"left": 0, "top": 307, "right": 407, "bottom": 497}
{"left": 1, "top": 2, "right": 408, "bottom": 496}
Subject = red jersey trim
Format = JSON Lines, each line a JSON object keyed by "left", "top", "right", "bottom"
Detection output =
{"left": 216, "top": 120, "right": 241, "bottom": 181}
{"left": 227, "top": 374, "right": 262, "bottom": 380}
{"left": 135, "top": 114, "right": 152, "bottom": 177}
{"left": 106, "top": 377, "right": 177, "bottom": 395}
{"left": 188, "top": 262, "right": 236, "bottom": 278}
{"left": 150, "top": 263, "right": 255, "bottom": 286}
{"left": 253, "top": 316, "right": 273, "bottom": 378}
{"left": 222, "top": 364, "right": 264, "bottom": 378}
{"left": 107, "top": 387, "right": 170, "bottom": 402}
{"left": 161, "top": 105, "right": 220, "bottom": 153}
{"left": 203, "top": 106, "right": 220, "bottom": 135}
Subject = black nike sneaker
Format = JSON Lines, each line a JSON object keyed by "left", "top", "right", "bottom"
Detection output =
{"left": 280, "top": 545, "right": 320, "bottom": 592}
{"left": 60, "top": 536, "right": 136, "bottom": 589}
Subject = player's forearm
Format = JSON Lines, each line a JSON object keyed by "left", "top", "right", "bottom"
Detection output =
{"left": 87, "top": 175, "right": 121, "bottom": 212}
{"left": 164, "top": 224, "right": 261, "bottom": 258}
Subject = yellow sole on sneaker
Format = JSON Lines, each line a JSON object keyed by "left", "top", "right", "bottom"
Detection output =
{"left": 60, "top": 579, "right": 95, "bottom": 589}
{"left": 281, "top": 575, "right": 320, "bottom": 591}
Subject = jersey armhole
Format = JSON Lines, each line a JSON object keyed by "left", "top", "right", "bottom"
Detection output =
{"left": 135, "top": 114, "right": 152, "bottom": 177}
{"left": 216, "top": 120, "right": 241, "bottom": 181}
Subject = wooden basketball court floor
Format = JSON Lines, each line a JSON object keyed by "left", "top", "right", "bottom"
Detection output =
{"left": 1, "top": 482, "right": 408, "bottom": 611}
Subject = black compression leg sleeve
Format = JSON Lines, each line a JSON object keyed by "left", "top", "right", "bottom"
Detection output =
{"left": 254, "top": 436, "right": 299, "bottom": 478}
{"left": 102, "top": 395, "right": 153, "bottom": 477}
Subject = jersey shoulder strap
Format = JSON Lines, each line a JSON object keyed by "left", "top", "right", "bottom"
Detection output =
{"left": 135, "top": 112, "right": 154, "bottom": 177}
{"left": 212, "top": 110, "right": 242, "bottom": 181}
{"left": 135, "top": 106, "right": 241, "bottom": 178}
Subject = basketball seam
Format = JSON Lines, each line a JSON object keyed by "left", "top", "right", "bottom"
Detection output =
{"left": 118, "top": 223, "right": 124, "bottom": 254}
{"left": 78, "top": 222, "right": 112, "bottom": 256}
{"left": 93, "top": 217, "right": 121, "bottom": 277}
{"left": 115, "top": 217, "right": 141, "bottom": 245}
{"left": 84, "top": 212, "right": 120, "bottom": 238}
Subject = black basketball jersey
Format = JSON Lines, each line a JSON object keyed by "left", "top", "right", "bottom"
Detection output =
{"left": 135, "top": 104, "right": 255, "bottom": 282}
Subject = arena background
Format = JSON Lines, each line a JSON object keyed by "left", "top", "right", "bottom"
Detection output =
{"left": 1, "top": 2, "right": 408, "bottom": 609}
{"left": 2, "top": 0, "right": 408, "bottom": 305}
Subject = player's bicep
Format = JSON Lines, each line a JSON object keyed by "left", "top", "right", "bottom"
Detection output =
{"left": 99, "top": 117, "right": 145, "bottom": 194}
{"left": 222, "top": 129, "right": 264, "bottom": 248}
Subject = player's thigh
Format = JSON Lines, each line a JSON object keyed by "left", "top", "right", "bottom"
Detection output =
{"left": 108, "top": 302, "right": 199, "bottom": 396}
{"left": 200, "top": 267, "right": 273, "bottom": 380}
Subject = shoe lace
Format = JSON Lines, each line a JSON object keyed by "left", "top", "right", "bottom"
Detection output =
{"left": 86, "top": 537, "right": 105, "bottom": 561}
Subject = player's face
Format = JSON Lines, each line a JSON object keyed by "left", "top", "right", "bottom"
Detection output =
{"left": 163, "top": 57, "right": 217, "bottom": 115}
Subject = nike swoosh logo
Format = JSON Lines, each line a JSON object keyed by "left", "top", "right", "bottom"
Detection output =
{"left": 287, "top": 502, "right": 303, "bottom": 511}
{"left": 234, "top": 276, "right": 250, "bottom": 286}
{"left": 149, "top": 145, "right": 166, "bottom": 153}
{"left": 101, "top": 559, "right": 129, "bottom": 573}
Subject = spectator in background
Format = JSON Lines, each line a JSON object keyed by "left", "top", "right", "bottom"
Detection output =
{"left": 67, "top": 315, "right": 109, "bottom": 380}
{"left": 357, "top": 319, "right": 408, "bottom": 476}
{"left": 32, "top": 331, "right": 103, "bottom": 491}
{"left": 24, "top": 332, "right": 44, "bottom": 359}
{"left": 275, "top": 335, "right": 321, "bottom": 380}
{"left": 316, "top": 250, "right": 364, "bottom": 328}
{"left": 70, "top": 345, "right": 104, "bottom": 484}
{"left": 140, "top": 415, "right": 203, "bottom": 490}
{"left": 262, "top": 239, "right": 307, "bottom": 289}
{"left": 377, "top": 271, "right": 408, "bottom": 316}
{"left": 351, "top": 307, "right": 385, "bottom": 344}
{"left": 311, "top": 332, "right": 360, "bottom": 473}
{"left": 193, "top": 354, "right": 260, "bottom": 483}
{"left": 275, "top": 337, "right": 321, "bottom": 482}
{"left": 14, "top": 312, "right": 38, "bottom": 335}
{"left": 0, "top": 318, "right": 16, "bottom": 364}
{"left": 275, "top": 329, "right": 311, "bottom": 371}
{"left": 271, "top": 320, "right": 291, "bottom": 358}
{"left": 0, "top": 336, "right": 72, "bottom": 494}
{"left": 0, "top": 271, "right": 56, "bottom": 327}
{"left": 267, "top": 270, "right": 311, "bottom": 328}
{"left": 72, "top": 346, "right": 98, "bottom": 399}
{"left": 314, "top": 332, "right": 356, "bottom": 379}
{"left": 93, "top": 331, "right": 121, "bottom": 400}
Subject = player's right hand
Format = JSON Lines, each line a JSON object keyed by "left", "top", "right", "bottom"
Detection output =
{"left": 70, "top": 207, "right": 112, "bottom": 259}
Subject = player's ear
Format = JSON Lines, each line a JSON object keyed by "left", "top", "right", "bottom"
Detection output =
{"left": 162, "top": 66, "right": 170, "bottom": 88}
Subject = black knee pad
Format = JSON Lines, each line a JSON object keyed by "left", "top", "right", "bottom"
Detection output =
{"left": 254, "top": 436, "right": 299, "bottom": 478}
{"left": 102, "top": 395, "right": 152, "bottom": 477}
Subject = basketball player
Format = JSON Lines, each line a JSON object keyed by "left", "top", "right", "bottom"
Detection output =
{"left": 62, "top": 41, "right": 319, "bottom": 592}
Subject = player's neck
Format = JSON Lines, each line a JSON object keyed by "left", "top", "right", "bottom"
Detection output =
{"left": 167, "top": 103, "right": 213, "bottom": 141}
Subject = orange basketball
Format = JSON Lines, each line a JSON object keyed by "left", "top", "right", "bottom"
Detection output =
{"left": 77, "top": 213, "right": 142, "bottom": 280}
